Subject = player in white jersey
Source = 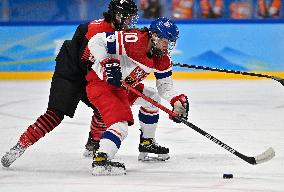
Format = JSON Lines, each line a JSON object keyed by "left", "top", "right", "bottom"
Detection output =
{"left": 86, "top": 17, "right": 189, "bottom": 175}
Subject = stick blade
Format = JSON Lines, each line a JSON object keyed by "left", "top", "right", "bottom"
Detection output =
{"left": 254, "top": 147, "right": 275, "bottom": 164}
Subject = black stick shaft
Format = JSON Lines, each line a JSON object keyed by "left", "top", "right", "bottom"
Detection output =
{"left": 173, "top": 63, "right": 284, "bottom": 86}
{"left": 179, "top": 118, "right": 256, "bottom": 165}
{"left": 123, "top": 82, "right": 257, "bottom": 165}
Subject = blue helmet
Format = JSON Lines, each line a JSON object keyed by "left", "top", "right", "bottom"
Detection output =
{"left": 149, "top": 17, "right": 179, "bottom": 42}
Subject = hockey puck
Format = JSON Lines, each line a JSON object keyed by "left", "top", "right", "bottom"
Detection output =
{"left": 223, "top": 174, "right": 233, "bottom": 179}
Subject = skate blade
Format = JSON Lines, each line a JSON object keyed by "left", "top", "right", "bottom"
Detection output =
{"left": 1, "top": 156, "right": 12, "bottom": 168}
{"left": 138, "top": 153, "right": 170, "bottom": 162}
{"left": 1, "top": 153, "right": 19, "bottom": 168}
{"left": 92, "top": 166, "right": 126, "bottom": 176}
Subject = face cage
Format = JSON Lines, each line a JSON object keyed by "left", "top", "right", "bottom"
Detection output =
{"left": 152, "top": 34, "right": 177, "bottom": 55}
{"left": 116, "top": 13, "right": 139, "bottom": 29}
{"left": 168, "top": 41, "right": 177, "bottom": 54}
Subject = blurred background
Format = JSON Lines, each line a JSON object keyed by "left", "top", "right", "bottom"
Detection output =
{"left": 0, "top": 0, "right": 284, "bottom": 79}
{"left": 0, "top": 0, "right": 283, "bottom": 21}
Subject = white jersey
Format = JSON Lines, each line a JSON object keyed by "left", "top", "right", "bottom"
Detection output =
{"left": 88, "top": 29, "right": 180, "bottom": 102}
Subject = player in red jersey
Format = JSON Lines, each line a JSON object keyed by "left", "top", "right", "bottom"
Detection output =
{"left": 1, "top": 0, "right": 138, "bottom": 168}
{"left": 86, "top": 17, "right": 189, "bottom": 175}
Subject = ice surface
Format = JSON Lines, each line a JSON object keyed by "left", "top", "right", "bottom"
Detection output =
{"left": 0, "top": 80, "right": 283, "bottom": 192}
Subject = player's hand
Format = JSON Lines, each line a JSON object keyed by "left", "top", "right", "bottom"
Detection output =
{"left": 100, "top": 58, "right": 122, "bottom": 88}
{"left": 170, "top": 94, "right": 189, "bottom": 123}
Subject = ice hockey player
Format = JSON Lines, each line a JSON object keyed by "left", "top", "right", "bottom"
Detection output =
{"left": 1, "top": 0, "right": 138, "bottom": 168}
{"left": 86, "top": 17, "right": 189, "bottom": 175}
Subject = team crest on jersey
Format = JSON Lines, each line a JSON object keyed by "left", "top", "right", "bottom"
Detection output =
{"left": 124, "top": 66, "right": 148, "bottom": 86}
{"left": 163, "top": 21, "right": 171, "bottom": 27}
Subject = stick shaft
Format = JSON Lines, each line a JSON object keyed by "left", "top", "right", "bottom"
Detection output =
{"left": 122, "top": 82, "right": 256, "bottom": 165}
{"left": 173, "top": 63, "right": 284, "bottom": 86}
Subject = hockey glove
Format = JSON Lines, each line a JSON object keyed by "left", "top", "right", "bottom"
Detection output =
{"left": 170, "top": 94, "right": 189, "bottom": 123}
{"left": 101, "top": 58, "right": 122, "bottom": 88}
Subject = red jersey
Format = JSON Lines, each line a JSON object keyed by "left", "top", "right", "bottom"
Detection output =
{"left": 86, "top": 29, "right": 180, "bottom": 127}
{"left": 88, "top": 29, "right": 173, "bottom": 89}
{"left": 80, "top": 19, "right": 114, "bottom": 66}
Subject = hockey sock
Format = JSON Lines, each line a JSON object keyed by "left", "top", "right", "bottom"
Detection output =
{"left": 90, "top": 110, "right": 107, "bottom": 141}
{"left": 19, "top": 109, "right": 64, "bottom": 148}
{"left": 98, "top": 122, "right": 128, "bottom": 159}
{"left": 138, "top": 107, "right": 159, "bottom": 138}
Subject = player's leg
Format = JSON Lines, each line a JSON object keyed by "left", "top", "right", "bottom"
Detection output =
{"left": 86, "top": 74, "right": 134, "bottom": 175}
{"left": 92, "top": 121, "right": 128, "bottom": 176}
{"left": 84, "top": 109, "right": 107, "bottom": 157}
{"left": 1, "top": 108, "right": 64, "bottom": 168}
{"left": 81, "top": 92, "right": 107, "bottom": 157}
{"left": 129, "top": 85, "right": 170, "bottom": 161}
{"left": 1, "top": 73, "right": 84, "bottom": 168}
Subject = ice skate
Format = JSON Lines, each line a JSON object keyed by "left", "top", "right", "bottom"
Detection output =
{"left": 83, "top": 133, "right": 100, "bottom": 157}
{"left": 92, "top": 152, "right": 126, "bottom": 176}
{"left": 1, "top": 142, "right": 26, "bottom": 168}
{"left": 138, "top": 138, "right": 170, "bottom": 162}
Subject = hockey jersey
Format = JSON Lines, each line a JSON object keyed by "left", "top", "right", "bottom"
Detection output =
{"left": 80, "top": 19, "right": 114, "bottom": 66}
{"left": 88, "top": 29, "right": 178, "bottom": 102}
{"left": 56, "top": 18, "right": 115, "bottom": 79}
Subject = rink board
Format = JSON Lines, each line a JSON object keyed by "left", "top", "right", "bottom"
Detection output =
{"left": 0, "top": 22, "right": 284, "bottom": 79}
{"left": 0, "top": 71, "right": 284, "bottom": 80}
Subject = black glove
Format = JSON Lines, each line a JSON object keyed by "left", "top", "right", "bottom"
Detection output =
{"left": 170, "top": 94, "right": 189, "bottom": 123}
{"left": 101, "top": 58, "right": 122, "bottom": 88}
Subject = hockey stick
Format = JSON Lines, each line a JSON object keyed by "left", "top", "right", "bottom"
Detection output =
{"left": 122, "top": 82, "right": 275, "bottom": 165}
{"left": 173, "top": 62, "right": 284, "bottom": 86}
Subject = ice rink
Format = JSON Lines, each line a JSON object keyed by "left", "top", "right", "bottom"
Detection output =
{"left": 0, "top": 79, "right": 283, "bottom": 192}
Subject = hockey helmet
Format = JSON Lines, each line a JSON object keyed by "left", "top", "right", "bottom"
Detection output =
{"left": 108, "top": 0, "right": 138, "bottom": 30}
{"left": 149, "top": 17, "right": 179, "bottom": 56}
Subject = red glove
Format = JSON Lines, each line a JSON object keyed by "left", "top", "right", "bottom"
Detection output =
{"left": 170, "top": 94, "right": 189, "bottom": 123}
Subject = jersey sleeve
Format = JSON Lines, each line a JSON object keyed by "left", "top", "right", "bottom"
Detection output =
{"left": 72, "top": 23, "right": 89, "bottom": 44}
{"left": 153, "top": 56, "right": 179, "bottom": 102}
{"left": 88, "top": 32, "right": 122, "bottom": 80}
{"left": 155, "top": 70, "right": 179, "bottom": 102}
